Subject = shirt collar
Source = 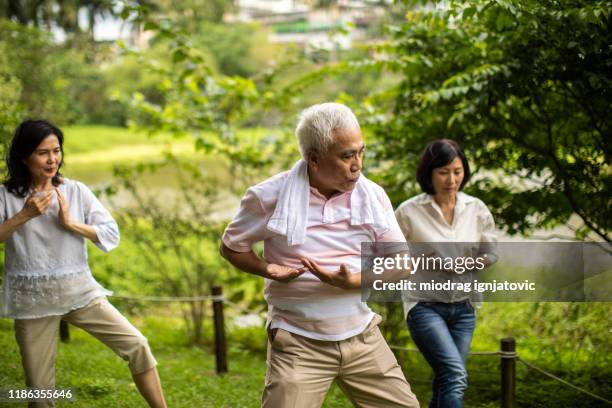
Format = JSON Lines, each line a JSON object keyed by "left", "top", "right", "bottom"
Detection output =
{"left": 309, "top": 186, "right": 351, "bottom": 202}
{"left": 420, "top": 191, "right": 475, "bottom": 216}
{"left": 309, "top": 175, "right": 362, "bottom": 202}
{"left": 419, "top": 191, "right": 474, "bottom": 204}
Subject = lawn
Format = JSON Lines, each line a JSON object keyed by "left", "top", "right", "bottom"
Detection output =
{"left": 2, "top": 302, "right": 610, "bottom": 407}
{"left": 59, "top": 125, "right": 280, "bottom": 187}
{"left": 61, "top": 125, "right": 173, "bottom": 155}
{"left": 60, "top": 125, "right": 219, "bottom": 187}
{"left": 57, "top": 125, "right": 242, "bottom": 216}
{"left": 0, "top": 313, "right": 354, "bottom": 408}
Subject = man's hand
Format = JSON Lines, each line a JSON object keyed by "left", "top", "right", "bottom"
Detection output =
{"left": 300, "top": 258, "right": 361, "bottom": 290}
{"left": 219, "top": 244, "right": 307, "bottom": 283}
{"left": 266, "top": 263, "right": 308, "bottom": 283}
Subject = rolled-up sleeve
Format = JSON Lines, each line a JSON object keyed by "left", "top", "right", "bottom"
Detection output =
{"left": 79, "top": 182, "right": 120, "bottom": 252}
{"left": 222, "top": 187, "right": 269, "bottom": 252}
{"left": 394, "top": 205, "right": 412, "bottom": 240}
{"left": 477, "top": 201, "right": 498, "bottom": 264}
{"left": 376, "top": 192, "right": 406, "bottom": 243}
{"left": 372, "top": 192, "right": 408, "bottom": 261}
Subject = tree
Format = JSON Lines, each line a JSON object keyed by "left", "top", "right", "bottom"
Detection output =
{"left": 104, "top": 155, "right": 240, "bottom": 345}
{"left": 147, "top": 0, "right": 233, "bottom": 26}
{"left": 0, "top": 21, "right": 56, "bottom": 119}
{"left": 111, "top": 1, "right": 611, "bottom": 359}
{"left": 0, "top": 41, "right": 25, "bottom": 156}
{"left": 0, "top": 21, "right": 123, "bottom": 128}
{"left": 0, "top": 0, "right": 116, "bottom": 39}
{"left": 120, "top": 0, "right": 611, "bottom": 242}
{"left": 361, "top": 0, "right": 611, "bottom": 241}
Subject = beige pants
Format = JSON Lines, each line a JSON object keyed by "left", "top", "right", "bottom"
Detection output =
{"left": 14, "top": 297, "right": 157, "bottom": 408}
{"left": 262, "top": 315, "right": 420, "bottom": 408}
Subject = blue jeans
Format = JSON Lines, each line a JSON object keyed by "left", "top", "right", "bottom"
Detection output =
{"left": 407, "top": 301, "right": 476, "bottom": 408}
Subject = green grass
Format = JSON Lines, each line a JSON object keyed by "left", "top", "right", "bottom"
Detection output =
{"left": 0, "top": 312, "right": 354, "bottom": 408}
{"left": 376, "top": 301, "right": 612, "bottom": 407}
{"left": 2, "top": 303, "right": 610, "bottom": 408}
{"left": 61, "top": 125, "right": 276, "bottom": 156}
{"left": 62, "top": 125, "right": 171, "bottom": 155}
{"left": 59, "top": 125, "right": 278, "bottom": 189}
{"left": 3, "top": 265, "right": 609, "bottom": 406}
{"left": 60, "top": 125, "right": 204, "bottom": 187}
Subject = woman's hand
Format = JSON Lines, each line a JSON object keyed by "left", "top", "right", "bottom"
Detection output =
{"left": 20, "top": 191, "right": 53, "bottom": 220}
{"left": 56, "top": 188, "right": 74, "bottom": 230}
{"left": 1, "top": 191, "right": 52, "bottom": 241}
{"left": 54, "top": 187, "right": 99, "bottom": 241}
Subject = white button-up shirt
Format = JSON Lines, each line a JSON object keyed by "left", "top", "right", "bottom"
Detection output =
{"left": 394, "top": 192, "right": 497, "bottom": 315}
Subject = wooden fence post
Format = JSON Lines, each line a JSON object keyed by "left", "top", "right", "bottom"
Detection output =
{"left": 212, "top": 285, "right": 228, "bottom": 374}
{"left": 60, "top": 320, "right": 70, "bottom": 343}
{"left": 501, "top": 337, "right": 516, "bottom": 408}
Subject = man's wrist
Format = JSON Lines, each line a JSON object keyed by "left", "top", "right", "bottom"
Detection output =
{"left": 349, "top": 275, "right": 361, "bottom": 289}
{"left": 260, "top": 262, "right": 272, "bottom": 279}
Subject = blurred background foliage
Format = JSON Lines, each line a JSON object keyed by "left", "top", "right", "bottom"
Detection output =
{"left": 0, "top": 1, "right": 610, "bottom": 405}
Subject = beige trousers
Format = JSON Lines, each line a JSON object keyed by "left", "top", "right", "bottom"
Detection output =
{"left": 14, "top": 296, "right": 157, "bottom": 408}
{"left": 262, "top": 315, "right": 420, "bottom": 408}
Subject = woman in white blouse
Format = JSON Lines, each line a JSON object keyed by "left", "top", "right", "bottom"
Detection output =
{"left": 0, "top": 120, "right": 167, "bottom": 408}
{"left": 395, "top": 139, "right": 497, "bottom": 408}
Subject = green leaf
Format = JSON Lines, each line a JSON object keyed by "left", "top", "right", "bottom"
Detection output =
{"left": 172, "top": 49, "right": 188, "bottom": 63}
{"left": 463, "top": 7, "right": 477, "bottom": 19}
{"left": 496, "top": 12, "right": 513, "bottom": 31}
{"left": 143, "top": 21, "right": 158, "bottom": 32}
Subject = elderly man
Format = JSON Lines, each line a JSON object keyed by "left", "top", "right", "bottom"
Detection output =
{"left": 220, "top": 103, "right": 419, "bottom": 408}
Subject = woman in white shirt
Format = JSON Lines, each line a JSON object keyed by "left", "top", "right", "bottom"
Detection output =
{"left": 0, "top": 120, "right": 167, "bottom": 408}
{"left": 395, "top": 139, "right": 497, "bottom": 408}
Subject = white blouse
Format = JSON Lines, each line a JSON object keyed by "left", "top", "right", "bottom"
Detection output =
{"left": 394, "top": 192, "right": 497, "bottom": 316}
{"left": 0, "top": 179, "right": 119, "bottom": 319}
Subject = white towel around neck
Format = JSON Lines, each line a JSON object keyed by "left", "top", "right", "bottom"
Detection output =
{"left": 266, "top": 160, "right": 390, "bottom": 246}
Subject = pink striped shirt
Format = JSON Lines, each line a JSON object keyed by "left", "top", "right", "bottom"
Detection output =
{"left": 222, "top": 171, "right": 406, "bottom": 340}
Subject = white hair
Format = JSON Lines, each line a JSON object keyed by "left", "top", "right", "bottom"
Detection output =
{"left": 295, "top": 103, "right": 360, "bottom": 158}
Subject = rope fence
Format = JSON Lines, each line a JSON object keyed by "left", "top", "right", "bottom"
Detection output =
{"left": 57, "top": 291, "right": 611, "bottom": 406}
{"left": 110, "top": 294, "right": 225, "bottom": 302}
{"left": 389, "top": 344, "right": 503, "bottom": 356}
{"left": 391, "top": 341, "right": 611, "bottom": 407}
{"left": 517, "top": 357, "right": 612, "bottom": 406}
{"left": 108, "top": 293, "right": 265, "bottom": 317}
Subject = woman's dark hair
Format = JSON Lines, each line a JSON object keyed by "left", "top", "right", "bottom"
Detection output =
{"left": 4, "top": 119, "right": 64, "bottom": 197}
{"left": 416, "top": 139, "right": 471, "bottom": 195}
